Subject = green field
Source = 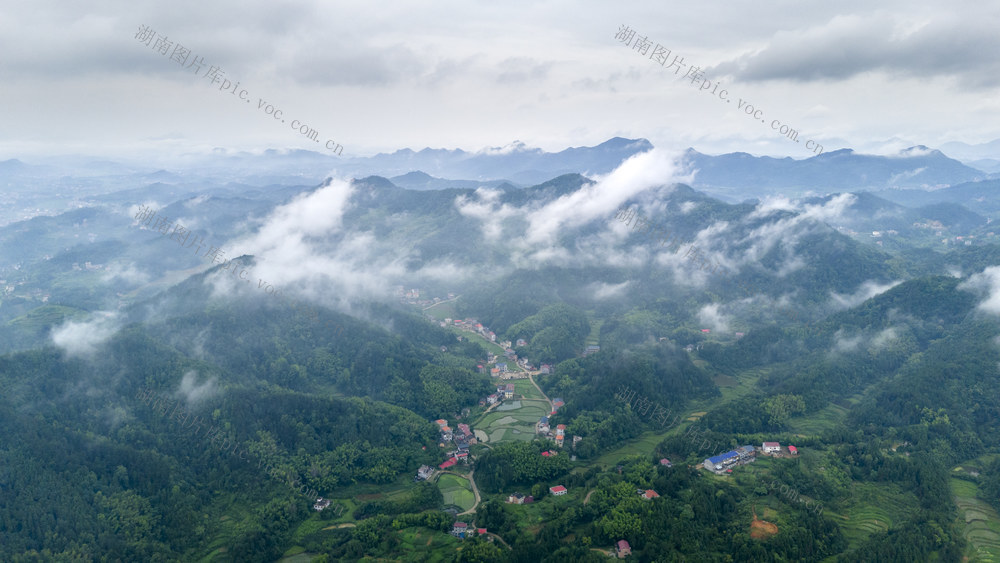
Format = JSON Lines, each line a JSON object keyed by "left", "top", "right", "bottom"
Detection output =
{"left": 952, "top": 476, "right": 1000, "bottom": 561}
{"left": 8, "top": 304, "right": 86, "bottom": 331}
{"left": 514, "top": 379, "right": 544, "bottom": 399}
{"left": 437, "top": 474, "right": 476, "bottom": 512}
{"left": 585, "top": 318, "right": 603, "bottom": 346}
{"left": 590, "top": 428, "right": 683, "bottom": 469}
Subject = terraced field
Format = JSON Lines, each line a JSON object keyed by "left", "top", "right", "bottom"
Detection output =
{"left": 838, "top": 482, "right": 916, "bottom": 549}
{"left": 786, "top": 399, "right": 853, "bottom": 435}
{"left": 952, "top": 477, "right": 1000, "bottom": 561}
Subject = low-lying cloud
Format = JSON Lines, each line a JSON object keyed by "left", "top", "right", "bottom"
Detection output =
{"left": 830, "top": 279, "right": 903, "bottom": 310}
{"left": 51, "top": 312, "right": 120, "bottom": 356}
{"left": 959, "top": 266, "right": 1000, "bottom": 315}
{"left": 176, "top": 370, "right": 218, "bottom": 404}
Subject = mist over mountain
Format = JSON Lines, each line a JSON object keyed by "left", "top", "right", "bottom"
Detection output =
{"left": 4, "top": 138, "right": 1000, "bottom": 561}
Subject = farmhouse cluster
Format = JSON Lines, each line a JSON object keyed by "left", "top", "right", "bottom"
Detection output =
{"left": 702, "top": 441, "right": 799, "bottom": 474}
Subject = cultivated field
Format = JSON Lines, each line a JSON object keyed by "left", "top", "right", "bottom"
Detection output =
{"left": 838, "top": 482, "right": 916, "bottom": 549}
{"left": 476, "top": 400, "right": 549, "bottom": 444}
{"left": 438, "top": 474, "right": 476, "bottom": 512}
{"left": 952, "top": 477, "right": 1000, "bottom": 561}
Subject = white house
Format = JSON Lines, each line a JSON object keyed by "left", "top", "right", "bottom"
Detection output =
{"left": 762, "top": 441, "right": 781, "bottom": 454}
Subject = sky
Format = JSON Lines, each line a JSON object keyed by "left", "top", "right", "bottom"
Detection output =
{"left": 2, "top": 0, "right": 999, "bottom": 161}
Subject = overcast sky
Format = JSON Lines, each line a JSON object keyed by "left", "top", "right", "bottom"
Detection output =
{"left": 2, "top": 0, "right": 998, "bottom": 161}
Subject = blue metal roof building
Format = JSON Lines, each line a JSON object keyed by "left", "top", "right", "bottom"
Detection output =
{"left": 707, "top": 451, "right": 738, "bottom": 465}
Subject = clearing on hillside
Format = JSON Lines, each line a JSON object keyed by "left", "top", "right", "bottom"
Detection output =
{"left": 750, "top": 505, "right": 778, "bottom": 540}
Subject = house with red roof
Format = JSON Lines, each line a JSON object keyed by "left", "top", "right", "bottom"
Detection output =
{"left": 659, "top": 458, "right": 672, "bottom": 467}
{"left": 550, "top": 485, "right": 567, "bottom": 496}
{"left": 641, "top": 489, "right": 660, "bottom": 500}
{"left": 439, "top": 458, "right": 457, "bottom": 469}
{"left": 616, "top": 539, "right": 631, "bottom": 558}
{"left": 788, "top": 445, "right": 798, "bottom": 455}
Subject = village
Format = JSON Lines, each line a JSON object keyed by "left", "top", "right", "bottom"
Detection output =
{"left": 397, "top": 292, "right": 809, "bottom": 557}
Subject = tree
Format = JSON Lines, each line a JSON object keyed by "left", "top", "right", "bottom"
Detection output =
{"left": 763, "top": 394, "right": 806, "bottom": 427}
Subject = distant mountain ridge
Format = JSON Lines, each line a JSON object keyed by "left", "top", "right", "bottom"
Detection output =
{"left": 2, "top": 139, "right": 991, "bottom": 204}
{"left": 349, "top": 137, "right": 654, "bottom": 184}
{"left": 388, "top": 171, "right": 517, "bottom": 191}
{"left": 681, "top": 146, "right": 987, "bottom": 197}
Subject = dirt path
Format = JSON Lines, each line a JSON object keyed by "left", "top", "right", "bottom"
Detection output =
{"left": 458, "top": 470, "right": 482, "bottom": 516}
{"left": 583, "top": 489, "right": 595, "bottom": 505}
{"left": 423, "top": 294, "right": 460, "bottom": 311}
{"left": 527, "top": 373, "right": 553, "bottom": 412}
{"left": 485, "top": 532, "right": 512, "bottom": 550}
{"left": 321, "top": 523, "right": 356, "bottom": 530}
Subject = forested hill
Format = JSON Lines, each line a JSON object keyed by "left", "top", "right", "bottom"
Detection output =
{"left": 3, "top": 161, "right": 1000, "bottom": 560}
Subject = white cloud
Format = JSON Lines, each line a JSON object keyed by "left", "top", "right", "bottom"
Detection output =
{"left": 453, "top": 147, "right": 689, "bottom": 270}
{"left": 589, "top": 281, "right": 631, "bottom": 300}
{"left": 176, "top": 370, "right": 218, "bottom": 404}
{"left": 51, "top": 312, "right": 119, "bottom": 356}
{"left": 959, "top": 266, "right": 1000, "bottom": 314}
{"left": 697, "top": 302, "right": 730, "bottom": 333}
{"left": 747, "top": 196, "right": 798, "bottom": 220}
{"left": 830, "top": 279, "right": 903, "bottom": 310}
{"left": 454, "top": 187, "right": 519, "bottom": 242}
{"left": 832, "top": 329, "right": 865, "bottom": 353}
{"left": 832, "top": 325, "right": 900, "bottom": 356}
{"left": 871, "top": 327, "right": 899, "bottom": 350}
{"left": 102, "top": 262, "right": 150, "bottom": 285}
{"left": 0, "top": 1, "right": 997, "bottom": 160}
{"left": 522, "top": 148, "right": 678, "bottom": 247}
